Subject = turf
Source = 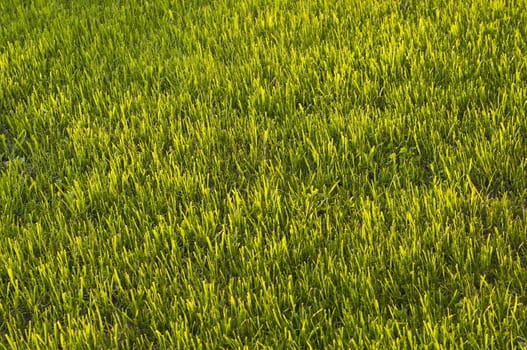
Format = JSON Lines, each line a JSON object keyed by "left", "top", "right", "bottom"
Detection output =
{"left": 1, "top": 0, "right": 527, "bottom": 348}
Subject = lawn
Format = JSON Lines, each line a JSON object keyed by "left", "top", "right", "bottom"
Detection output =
{"left": 1, "top": 0, "right": 527, "bottom": 348}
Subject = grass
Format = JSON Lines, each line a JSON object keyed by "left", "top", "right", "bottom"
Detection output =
{"left": 1, "top": 0, "right": 527, "bottom": 348}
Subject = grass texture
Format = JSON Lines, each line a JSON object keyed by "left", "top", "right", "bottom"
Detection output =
{"left": 1, "top": 0, "right": 527, "bottom": 348}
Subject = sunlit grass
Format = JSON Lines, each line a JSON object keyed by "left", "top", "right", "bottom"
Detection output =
{"left": 1, "top": 0, "right": 527, "bottom": 348}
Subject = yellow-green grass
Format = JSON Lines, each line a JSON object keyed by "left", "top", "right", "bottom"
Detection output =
{"left": 1, "top": 0, "right": 527, "bottom": 348}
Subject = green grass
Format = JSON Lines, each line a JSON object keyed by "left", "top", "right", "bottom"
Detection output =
{"left": 1, "top": 0, "right": 527, "bottom": 348}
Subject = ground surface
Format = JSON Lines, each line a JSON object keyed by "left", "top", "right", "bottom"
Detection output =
{"left": 1, "top": 0, "right": 527, "bottom": 348}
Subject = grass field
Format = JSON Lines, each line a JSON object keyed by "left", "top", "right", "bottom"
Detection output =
{"left": 1, "top": 0, "right": 527, "bottom": 348}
